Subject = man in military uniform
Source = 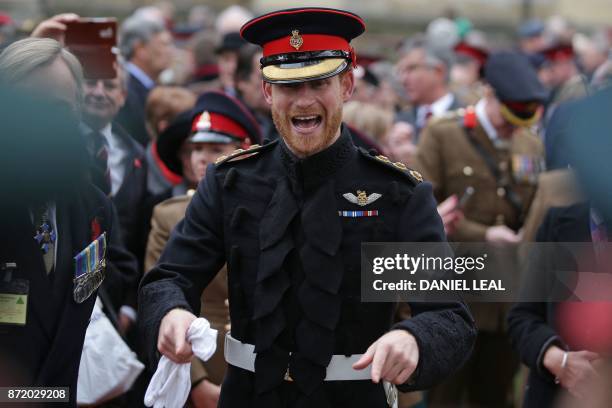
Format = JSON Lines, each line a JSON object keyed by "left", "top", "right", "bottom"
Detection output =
{"left": 416, "top": 51, "right": 547, "bottom": 407}
{"left": 140, "top": 8, "right": 476, "bottom": 408}
{"left": 145, "top": 91, "right": 261, "bottom": 408}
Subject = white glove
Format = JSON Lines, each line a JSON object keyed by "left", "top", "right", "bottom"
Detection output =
{"left": 144, "top": 318, "right": 218, "bottom": 408}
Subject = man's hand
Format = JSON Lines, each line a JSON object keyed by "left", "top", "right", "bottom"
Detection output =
{"left": 543, "top": 345, "right": 600, "bottom": 399}
{"left": 485, "top": 225, "right": 522, "bottom": 244}
{"left": 352, "top": 329, "right": 419, "bottom": 385}
{"left": 190, "top": 379, "right": 220, "bottom": 408}
{"left": 158, "top": 308, "right": 197, "bottom": 364}
{"left": 437, "top": 195, "right": 463, "bottom": 236}
{"left": 30, "top": 13, "right": 79, "bottom": 43}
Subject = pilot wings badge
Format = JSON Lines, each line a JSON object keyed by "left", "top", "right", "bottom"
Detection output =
{"left": 343, "top": 190, "right": 382, "bottom": 207}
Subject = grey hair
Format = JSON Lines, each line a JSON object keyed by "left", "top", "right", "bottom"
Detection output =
{"left": 399, "top": 34, "right": 454, "bottom": 83}
{"left": 119, "top": 16, "right": 166, "bottom": 61}
{"left": 0, "top": 37, "right": 83, "bottom": 100}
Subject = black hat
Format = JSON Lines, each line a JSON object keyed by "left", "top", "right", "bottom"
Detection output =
{"left": 190, "top": 91, "right": 262, "bottom": 145}
{"left": 215, "top": 32, "right": 247, "bottom": 54}
{"left": 155, "top": 110, "right": 193, "bottom": 175}
{"left": 484, "top": 51, "right": 548, "bottom": 126}
{"left": 240, "top": 7, "right": 365, "bottom": 84}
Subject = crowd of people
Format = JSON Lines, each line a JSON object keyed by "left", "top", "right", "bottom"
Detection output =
{"left": 0, "top": 2, "right": 611, "bottom": 408}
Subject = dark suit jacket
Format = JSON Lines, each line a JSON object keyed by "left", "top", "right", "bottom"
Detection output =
{"left": 101, "top": 202, "right": 139, "bottom": 317}
{"left": 0, "top": 185, "right": 116, "bottom": 406}
{"left": 110, "top": 123, "right": 149, "bottom": 275}
{"left": 507, "top": 202, "right": 590, "bottom": 408}
{"left": 116, "top": 72, "right": 151, "bottom": 147}
{"left": 140, "top": 127, "right": 476, "bottom": 407}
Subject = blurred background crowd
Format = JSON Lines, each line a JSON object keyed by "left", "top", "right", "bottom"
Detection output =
{"left": 1, "top": 0, "right": 612, "bottom": 407}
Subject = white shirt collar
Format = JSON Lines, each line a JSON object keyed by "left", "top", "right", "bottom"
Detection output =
{"left": 416, "top": 93, "right": 454, "bottom": 128}
{"left": 99, "top": 123, "right": 113, "bottom": 143}
{"left": 429, "top": 93, "right": 454, "bottom": 116}
{"left": 126, "top": 62, "right": 155, "bottom": 90}
{"left": 475, "top": 99, "right": 498, "bottom": 141}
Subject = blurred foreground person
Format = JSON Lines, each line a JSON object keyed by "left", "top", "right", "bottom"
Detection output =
{"left": 140, "top": 8, "right": 475, "bottom": 407}
{"left": 0, "top": 38, "right": 116, "bottom": 406}
{"left": 508, "top": 87, "right": 612, "bottom": 408}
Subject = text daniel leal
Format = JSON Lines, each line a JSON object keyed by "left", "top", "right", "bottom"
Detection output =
{"left": 373, "top": 279, "right": 506, "bottom": 291}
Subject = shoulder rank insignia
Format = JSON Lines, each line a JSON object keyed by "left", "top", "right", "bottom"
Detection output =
{"left": 343, "top": 190, "right": 382, "bottom": 207}
{"left": 359, "top": 149, "right": 424, "bottom": 185}
{"left": 215, "top": 140, "right": 278, "bottom": 166}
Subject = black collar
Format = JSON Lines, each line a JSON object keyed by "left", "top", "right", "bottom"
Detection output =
{"left": 279, "top": 125, "right": 356, "bottom": 192}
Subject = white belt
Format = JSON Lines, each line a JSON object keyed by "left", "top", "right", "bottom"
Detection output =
{"left": 224, "top": 332, "right": 371, "bottom": 381}
{"left": 224, "top": 333, "right": 398, "bottom": 407}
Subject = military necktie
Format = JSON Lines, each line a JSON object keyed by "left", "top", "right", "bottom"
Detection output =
{"left": 33, "top": 204, "right": 56, "bottom": 274}
{"left": 91, "top": 131, "right": 111, "bottom": 195}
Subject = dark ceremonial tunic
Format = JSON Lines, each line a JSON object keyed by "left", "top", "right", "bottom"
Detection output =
{"left": 140, "top": 125, "right": 476, "bottom": 407}
{"left": 0, "top": 184, "right": 115, "bottom": 407}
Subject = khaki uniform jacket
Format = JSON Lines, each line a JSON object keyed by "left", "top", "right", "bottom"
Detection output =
{"left": 416, "top": 111, "right": 544, "bottom": 330}
{"left": 521, "top": 169, "right": 583, "bottom": 243}
{"left": 145, "top": 194, "right": 229, "bottom": 386}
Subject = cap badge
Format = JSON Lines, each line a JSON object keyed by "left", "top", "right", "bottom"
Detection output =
{"left": 197, "top": 111, "right": 212, "bottom": 131}
{"left": 290, "top": 30, "right": 303, "bottom": 50}
{"left": 343, "top": 190, "right": 382, "bottom": 207}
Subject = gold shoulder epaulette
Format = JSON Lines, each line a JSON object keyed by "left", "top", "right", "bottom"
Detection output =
{"left": 214, "top": 140, "right": 278, "bottom": 166}
{"left": 359, "top": 148, "right": 424, "bottom": 185}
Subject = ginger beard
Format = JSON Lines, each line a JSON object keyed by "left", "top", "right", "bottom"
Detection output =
{"left": 272, "top": 102, "right": 343, "bottom": 157}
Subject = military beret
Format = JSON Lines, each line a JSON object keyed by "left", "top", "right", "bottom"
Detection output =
{"left": 484, "top": 51, "right": 548, "bottom": 126}
{"left": 191, "top": 91, "right": 262, "bottom": 145}
{"left": 240, "top": 7, "right": 365, "bottom": 84}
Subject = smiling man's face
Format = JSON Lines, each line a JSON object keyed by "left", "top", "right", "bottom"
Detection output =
{"left": 263, "top": 70, "right": 354, "bottom": 158}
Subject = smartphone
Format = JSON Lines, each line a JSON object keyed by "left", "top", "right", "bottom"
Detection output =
{"left": 457, "top": 186, "right": 475, "bottom": 210}
{"left": 64, "top": 18, "right": 117, "bottom": 79}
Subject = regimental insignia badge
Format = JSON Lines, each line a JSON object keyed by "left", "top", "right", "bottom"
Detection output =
{"left": 196, "top": 111, "right": 212, "bottom": 131}
{"left": 343, "top": 190, "right": 382, "bottom": 207}
{"left": 290, "top": 30, "right": 303, "bottom": 50}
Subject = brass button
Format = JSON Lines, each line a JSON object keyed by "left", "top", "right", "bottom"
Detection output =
{"left": 224, "top": 323, "right": 231, "bottom": 331}
{"left": 224, "top": 298, "right": 229, "bottom": 307}
{"left": 497, "top": 187, "right": 506, "bottom": 197}
{"left": 409, "top": 170, "right": 423, "bottom": 182}
{"left": 463, "top": 166, "right": 473, "bottom": 176}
